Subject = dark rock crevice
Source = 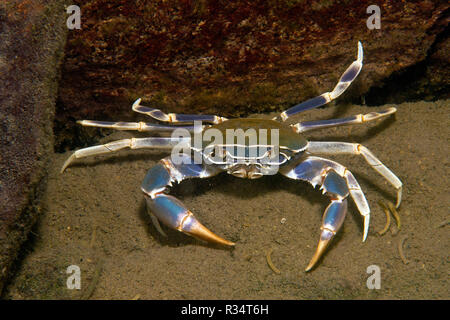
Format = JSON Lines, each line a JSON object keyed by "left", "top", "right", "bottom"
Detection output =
{"left": 365, "top": 11, "right": 449, "bottom": 105}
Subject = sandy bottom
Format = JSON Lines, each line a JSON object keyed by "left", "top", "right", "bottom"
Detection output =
{"left": 4, "top": 100, "right": 449, "bottom": 299}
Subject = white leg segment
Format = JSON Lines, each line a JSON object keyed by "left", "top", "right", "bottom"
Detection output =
{"left": 61, "top": 137, "right": 190, "bottom": 173}
{"left": 307, "top": 141, "right": 402, "bottom": 208}
{"left": 77, "top": 120, "right": 203, "bottom": 133}
{"left": 132, "top": 98, "right": 227, "bottom": 124}
{"left": 292, "top": 107, "right": 397, "bottom": 133}
{"left": 279, "top": 42, "right": 363, "bottom": 121}
{"left": 328, "top": 41, "right": 364, "bottom": 100}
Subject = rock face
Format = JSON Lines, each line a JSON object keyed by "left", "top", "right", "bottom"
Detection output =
{"left": 0, "top": 1, "right": 68, "bottom": 293}
{"left": 56, "top": 0, "right": 448, "bottom": 150}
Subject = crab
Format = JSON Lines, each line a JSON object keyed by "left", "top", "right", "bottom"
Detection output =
{"left": 61, "top": 42, "right": 402, "bottom": 271}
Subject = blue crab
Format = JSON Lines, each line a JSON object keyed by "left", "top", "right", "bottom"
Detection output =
{"left": 62, "top": 42, "right": 402, "bottom": 271}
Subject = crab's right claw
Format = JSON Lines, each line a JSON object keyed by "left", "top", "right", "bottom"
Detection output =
{"left": 145, "top": 194, "right": 234, "bottom": 246}
{"left": 142, "top": 160, "right": 234, "bottom": 247}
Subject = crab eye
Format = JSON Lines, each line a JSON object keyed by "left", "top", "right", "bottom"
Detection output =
{"left": 219, "top": 147, "right": 227, "bottom": 158}
{"left": 266, "top": 147, "right": 279, "bottom": 159}
{"left": 210, "top": 147, "right": 226, "bottom": 160}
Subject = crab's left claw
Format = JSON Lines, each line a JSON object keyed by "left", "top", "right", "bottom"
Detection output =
{"left": 281, "top": 157, "right": 369, "bottom": 271}
{"left": 305, "top": 199, "right": 347, "bottom": 272}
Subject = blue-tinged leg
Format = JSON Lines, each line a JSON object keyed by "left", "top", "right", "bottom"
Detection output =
{"left": 132, "top": 98, "right": 227, "bottom": 124}
{"left": 61, "top": 136, "right": 190, "bottom": 173}
{"left": 141, "top": 155, "right": 234, "bottom": 246}
{"left": 307, "top": 198, "right": 348, "bottom": 271}
{"left": 281, "top": 157, "right": 363, "bottom": 271}
{"left": 292, "top": 107, "right": 397, "bottom": 133}
{"left": 307, "top": 141, "right": 402, "bottom": 208}
{"left": 77, "top": 119, "right": 204, "bottom": 133}
{"left": 278, "top": 42, "right": 363, "bottom": 121}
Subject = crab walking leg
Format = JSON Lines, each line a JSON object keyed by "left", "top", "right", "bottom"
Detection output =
{"left": 292, "top": 107, "right": 396, "bottom": 133}
{"left": 141, "top": 155, "right": 234, "bottom": 246}
{"left": 60, "top": 137, "right": 190, "bottom": 173}
{"left": 279, "top": 42, "right": 363, "bottom": 121}
{"left": 131, "top": 98, "right": 227, "bottom": 124}
{"left": 77, "top": 120, "right": 204, "bottom": 133}
{"left": 307, "top": 141, "right": 403, "bottom": 208}
{"left": 281, "top": 156, "right": 368, "bottom": 271}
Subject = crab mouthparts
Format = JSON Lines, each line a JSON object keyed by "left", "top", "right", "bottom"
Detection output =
{"left": 229, "top": 165, "right": 264, "bottom": 179}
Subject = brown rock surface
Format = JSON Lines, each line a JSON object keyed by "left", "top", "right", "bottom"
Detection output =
{"left": 56, "top": 0, "right": 448, "bottom": 150}
{"left": 0, "top": 0, "right": 68, "bottom": 293}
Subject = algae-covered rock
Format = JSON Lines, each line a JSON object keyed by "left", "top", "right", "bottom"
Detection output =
{"left": 0, "top": 0, "right": 69, "bottom": 293}
{"left": 56, "top": 0, "right": 448, "bottom": 150}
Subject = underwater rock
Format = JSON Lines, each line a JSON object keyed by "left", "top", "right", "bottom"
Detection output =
{"left": 0, "top": 0, "right": 68, "bottom": 293}
{"left": 56, "top": 0, "right": 448, "bottom": 141}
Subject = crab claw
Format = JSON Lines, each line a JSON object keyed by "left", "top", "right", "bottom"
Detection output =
{"left": 142, "top": 160, "right": 234, "bottom": 247}
{"left": 305, "top": 229, "right": 334, "bottom": 272}
{"left": 145, "top": 193, "right": 234, "bottom": 247}
{"left": 180, "top": 210, "right": 235, "bottom": 246}
{"left": 305, "top": 199, "right": 347, "bottom": 272}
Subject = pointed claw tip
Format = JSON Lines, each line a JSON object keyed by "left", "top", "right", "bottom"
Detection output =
{"left": 60, "top": 162, "right": 68, "bottom": 174}
{"left": 357, "top": 41, "right": 363, "bottom": 62}
{"left": 306, "top": 230, "right": 333, "bottom": 272}
{"left": 211, "top": 238, "right": 235, "bottom": 247}
{"left": 304, "top": 262, "right": 315, "bottom": 272}
{"left": 132, "top": 98, "right": 142, "bottom": 109}
{"left": 181, "top": 214, "right": 235, "bottom": 247}
{"left": 362, "top": 216, "right": 370, "bottom": 242}
{"left": 384, "top": 107, "right": 397, "bottom": 115}
{"left": 61, "top": 154, "right": 76, "bottom": 174}
{"left": 60, "top": 164, "right": 69, "bottom": 174}
{"left": 362, "top": 230, "right": 368, "bottom": 242}
{"left": 396, "top": 188, "right": 402, "bottom": 208}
